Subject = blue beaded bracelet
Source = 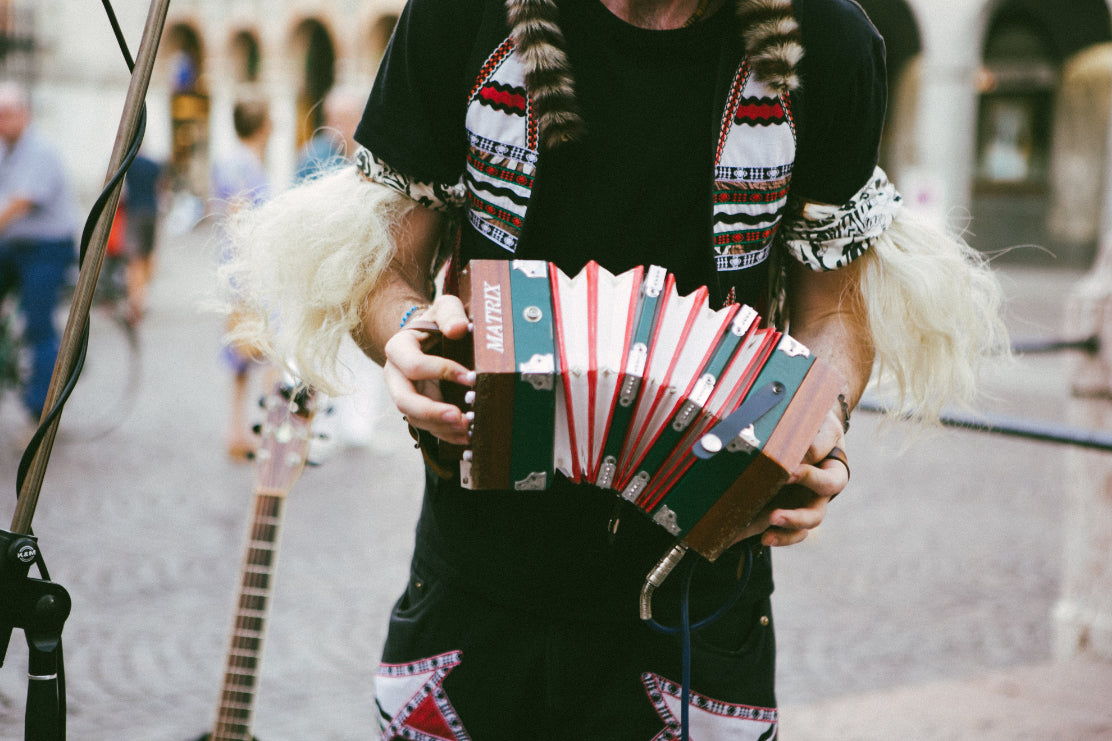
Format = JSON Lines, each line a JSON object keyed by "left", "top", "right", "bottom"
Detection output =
{"left": 400, "top": 304, "right": 429, "bottom": 329}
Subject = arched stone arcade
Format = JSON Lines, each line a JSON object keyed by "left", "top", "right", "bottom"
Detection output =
{"left": 156, "top": 1, "right": 404, "bottom": 193}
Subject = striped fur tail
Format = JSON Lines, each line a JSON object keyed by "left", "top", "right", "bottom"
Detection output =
{"left": 506, "top": 0, "right": 587, "bottom": 149}
{"left": 736, "top": 0, "right": 803, "bottom": 94}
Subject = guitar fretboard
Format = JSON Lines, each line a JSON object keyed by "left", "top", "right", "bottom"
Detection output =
{"left": 211, "top": 491, "right": 285, "bottom": 741}
{"left": 206, "top": 385, "right": 315, "bottom": 741}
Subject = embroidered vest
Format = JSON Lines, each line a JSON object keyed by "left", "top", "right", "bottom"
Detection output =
{"left": 464, "top": 36, "right": 796, "bottom": 292}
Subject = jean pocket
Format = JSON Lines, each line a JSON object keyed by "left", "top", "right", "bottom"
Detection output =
{"left": 690, "top": 593, "right": 773, "bottom": 657}
{"left": 391, "top": 560, "right": 441, "bottom": 620}
{"left": 685, "top": 594, "right": 777, "bottom": 707}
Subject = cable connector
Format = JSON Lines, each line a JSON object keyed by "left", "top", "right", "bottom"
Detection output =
{"left": 639, "top": 542, "right": 689, "bottom": 621}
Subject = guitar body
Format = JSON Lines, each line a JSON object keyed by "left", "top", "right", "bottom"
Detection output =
{"left": 194, "top": 383, "right": 316, "bottom": 741}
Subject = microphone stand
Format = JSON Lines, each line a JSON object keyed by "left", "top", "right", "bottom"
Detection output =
{"left": 1, "top": 1, "right": 170, "bottom": 739}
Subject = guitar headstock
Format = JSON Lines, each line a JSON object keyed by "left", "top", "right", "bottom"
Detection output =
{"left": 253, "top": 381, "right": 318, "bottom": 495}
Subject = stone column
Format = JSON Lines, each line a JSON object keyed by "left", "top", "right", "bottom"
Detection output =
{"left": 903, "top": 2, "right": 981, "bottom": 225}
{"left": 1054, "top": 89, "right": 1112, "bottom": 661}
{"left": 265, "top": 82, "right": 298, "bottom": 190}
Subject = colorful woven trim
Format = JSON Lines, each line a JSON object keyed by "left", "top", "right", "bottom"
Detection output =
{"left": 779, "top": 166, "right": 902, "bottom": 271}
{"left": 355, "top": 147, "right": 467, "bottom": 212}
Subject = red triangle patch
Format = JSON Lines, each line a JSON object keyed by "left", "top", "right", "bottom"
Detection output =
{"left": 403, "top": 693, "right": 457, "bottom": 740}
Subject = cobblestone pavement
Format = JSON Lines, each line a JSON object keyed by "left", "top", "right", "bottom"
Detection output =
{"left": 0, "top": 224, "right": 1109, "bottom": 740}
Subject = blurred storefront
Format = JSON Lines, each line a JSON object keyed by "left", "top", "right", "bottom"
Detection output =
{"left": 859, "top": 0, "right": 1112, "bottom": 267}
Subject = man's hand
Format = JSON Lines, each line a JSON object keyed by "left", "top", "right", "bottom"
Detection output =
{"left": 733, "top": 404, "right": 850, "bottom": 547}
{"left": 382, "top": 295, "right": 475, "bottom": 446}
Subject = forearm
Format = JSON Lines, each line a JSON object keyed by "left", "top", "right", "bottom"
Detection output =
{"left": 351, "top": 204, "right": 444, "bottom": 365}
{"left": 785, "top": 259, "right": 875, "bottom": 413}
{"left": 0, "top": 197, "right": 33, "bottom": 235}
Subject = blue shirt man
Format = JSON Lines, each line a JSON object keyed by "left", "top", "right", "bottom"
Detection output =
{"left": 0, "top": 81, "right": 78, "bottom": 418}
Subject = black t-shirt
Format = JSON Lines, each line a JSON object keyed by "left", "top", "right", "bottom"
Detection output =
{"left": 518, "top": 1, "right": 726, "bottom": 295}
{"left": 356, "top": 0, "right": 886, "bottom": 280}
{"left": 355, "top": 0, "right": 886, "bottom": 620}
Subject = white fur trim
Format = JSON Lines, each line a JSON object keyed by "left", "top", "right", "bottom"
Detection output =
{"left": 858, "top": 207, "right": 1010, "bottom": 423}
{"left": 219, "top": 166, "right": 417, "bottom": 393}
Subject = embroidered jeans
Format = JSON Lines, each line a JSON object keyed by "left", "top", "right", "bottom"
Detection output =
{"left": 375, "top": 553, "right": 779, "bottom": 741}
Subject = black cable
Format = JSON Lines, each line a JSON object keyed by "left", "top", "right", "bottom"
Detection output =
{"left": 644, "top": 543, "right": 755, "bottom": 634}
{"left": 644, "top": 544, "right": 755, "bottom": 741}
{"left": 100, "top": 0, "right": 138, "bottom": 71}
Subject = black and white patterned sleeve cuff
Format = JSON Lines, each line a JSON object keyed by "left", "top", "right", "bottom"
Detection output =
{"left": 354, "top": 147, "right": 467, "bottom": 213}
{"left": 779, "top": 167, "right": 903, "bottom": 271}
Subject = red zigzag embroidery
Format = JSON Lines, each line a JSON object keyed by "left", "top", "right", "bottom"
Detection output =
{"left": 734, "top": 97, "right": 786, "bottom": 127}
{"left": 477, "top": 82, "right": 528, "bottom": 116}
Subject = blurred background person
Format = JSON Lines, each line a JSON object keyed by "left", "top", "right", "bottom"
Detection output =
{"left": 0, "top": 80, "right": 78, "bottom": 424}
{"left": 121, "top": 147, "right": 166, "bottom": 325}
{"left": 293, "top": 85, "right": 365, "bottom": 182}
{"left": 210, "top": 98, "right": 272, "bottom": 460}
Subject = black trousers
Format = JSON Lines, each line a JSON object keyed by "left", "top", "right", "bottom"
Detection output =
{"left": 375, "top": 551, "right": 779, "bottom": 741}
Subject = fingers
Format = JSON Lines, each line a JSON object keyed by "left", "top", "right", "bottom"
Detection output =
{"left": 385, "top": 323, "right": 473, "bottom": 387}
{"left": 731, "top": 484, "right": 828, "bottom": 548}
{"left": 762, "top": 487, "right": 828, "bottom": 547}
{"left": 743, "top": 408, "right": 852, "bottom": 549}
{"left": 798, "top": 408, "right": 846, "bottom": 467}
{"left": 787, "top": 408, "right": 849, "bottom": 497}
{"left": 383, "top": 361, "right": 473, "bottom": 445}
{"left": 788, "top": 450, "right": 850, "bottom": 500}
{"left": 758, "top": 458, "right": 846, "bottom": 548}
{"left": 383, "top": 295, "right": 476, "bottom": 446}
{"left": 420, "top": 294, "right": 470, "bottom": 340}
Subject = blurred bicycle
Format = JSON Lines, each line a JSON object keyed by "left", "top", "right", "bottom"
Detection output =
{"left": 0, "top": 252, "right": 140, "bottom": 440}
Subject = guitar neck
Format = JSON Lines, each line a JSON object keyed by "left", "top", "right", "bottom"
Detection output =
{"left": 210, "top": 489, "right": 286, "bottom": 741}
{"left": 206, "top": 383, "right": 316, "bottom": 741}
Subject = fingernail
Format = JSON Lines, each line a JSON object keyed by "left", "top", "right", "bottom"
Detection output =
{"left": 460, "top": 371, "right": 477, "bottom": 385}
